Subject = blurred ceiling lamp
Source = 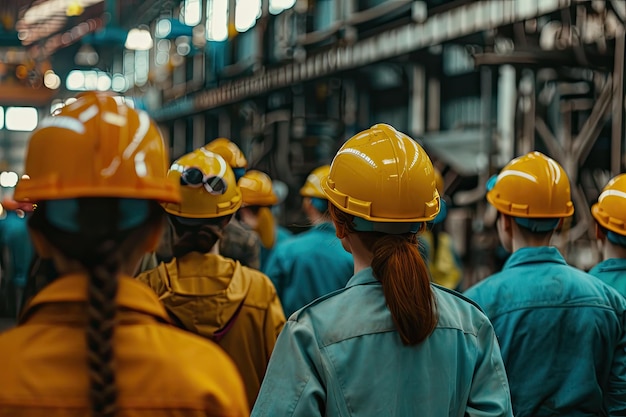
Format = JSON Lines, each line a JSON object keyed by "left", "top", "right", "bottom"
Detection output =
{"left": 206, "top": 0, "right": 228, "bottom": 41}
{"left": 156, "top": 18, "right": 195, "bottom": 39}
{"left": 125, "top": 28, "right": 153, "bottom": 50}
{"left": 66, "top": 1, "right": 85, "bottom": 16}
{"left": 0, "top": 172, "right": 19, "bottom": 188}
{"left": 269, "top": 0, "right": 296, "bottom": 15}
{"left": 75, "top": 43, "right": 99, "bottom": 66}
{"left": 235, "top": 0, "right": 262, "bottom": 32}
{"left": 43, "top": 70, "right": 61, "bottom": 89}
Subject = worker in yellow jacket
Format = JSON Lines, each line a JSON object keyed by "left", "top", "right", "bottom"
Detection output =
{"left": 0, "top": 92, "right": 249, "bottom": 416}
{"left": 136, "top": 147, "right": 286, "bottom": 406}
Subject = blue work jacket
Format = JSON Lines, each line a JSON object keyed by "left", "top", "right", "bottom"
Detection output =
{"left": 465, "top": 246, "right": 626, "bottom": 417}
{"left": 260, "top": 225, "right": 293, "bottom": 272}
{"left": 263, "top": 222, "right": 353, "bottom": 317}
{"left": 251, "top": 267, "right": 513, "bottom": 417}
{"left": 589, "top": 258, "right": 626, "bottom": 298}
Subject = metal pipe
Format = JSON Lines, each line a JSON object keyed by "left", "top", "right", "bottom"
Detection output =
{"left": 572, "top": 75, "right": 612, "bottom": 163}
{"left": 611, "top": 28, "right": 625, "bottom": 175}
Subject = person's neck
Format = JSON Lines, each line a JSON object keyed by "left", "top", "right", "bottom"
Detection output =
{"left": 603, "top": 240, "right": 626, "bottom": 261}
{"left": 511, "top": 224, "right": 552, "bottom": 253}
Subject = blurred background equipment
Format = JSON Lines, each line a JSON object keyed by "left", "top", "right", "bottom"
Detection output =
{"left": 0, "top": 0, "right": 624, "bottom": 323}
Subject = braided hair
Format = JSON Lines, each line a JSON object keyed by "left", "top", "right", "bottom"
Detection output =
{"left": 28, "top": 198, "right": 165, "bottom": 417}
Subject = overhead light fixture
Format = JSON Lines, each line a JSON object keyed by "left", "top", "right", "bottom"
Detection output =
{"left": 125, "top": 28, "right": 153, "bottom": 50}
{"left": 44, "top": 70, "right": 61, "bottom": 89}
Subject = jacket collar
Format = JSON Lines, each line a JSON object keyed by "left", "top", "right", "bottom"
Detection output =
{"left": 312, "top": 222, "right": 337, "bottom": 233}
{"left": 593, "top": 258, "right": 626, "bottom": 272}
{"left": 345, "top": 267, "right": 377, "bottom": 287}
{"left": 503, "top": 246, "right": 568, "bottom": 270}
{"left": 20, "top": 274, "right": 171, "bottom": 324}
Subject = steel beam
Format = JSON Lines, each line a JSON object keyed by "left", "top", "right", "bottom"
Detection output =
{"left": 153, "top": 0, "right": 573, "bottom": 120}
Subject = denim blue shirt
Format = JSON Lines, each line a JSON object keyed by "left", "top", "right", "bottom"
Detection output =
{"left": 589, "top": 258, "right": 626, "bottom": 298}
{"left": 263, "top": 222, "right": 353, "bottom": 317}
{"left": 465, "top": 246, "right": 626, "bottom": 417}
{"left": 251, "top": 267, "right": 513, "bottom": 417}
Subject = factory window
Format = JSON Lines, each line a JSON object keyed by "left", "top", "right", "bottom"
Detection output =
{"left": 235, "top": 0, "right": 262, "bottom": 32}
{"left": 206, "top": 0, "right": 229, "bottom": 41}
{"left": 181, "top": 0, "right": 202, "bottom": 26}
{"left": 6, "top": 107, "right": 38, "bottom": 132}
{"left": 270, "top": 0, "right": 296, "bottom": 15}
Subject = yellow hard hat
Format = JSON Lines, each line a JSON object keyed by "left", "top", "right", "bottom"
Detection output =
{"left": 14, "top": 92, "right": 180, "bottom": 204}
{"left": 238, "top": 170, "right": 278, "bottom": 207}
{"left": 487, "top": 151, "right": 574, "bottom": 218}
{"left": 434, "top": 168, "right": 444, "bottom": 195}
{"left": 300, "top": 165, "right": 330, "bottom": 199}
{"left": 591, "top": 174, "right": 626, "bottom": 236}
{"left": 162, "top": 148, "right": 242, "bottom": 218}
{"left": 204, "top": 138, "right": 247, "bottom": 169}
{"left": 322, "top": 124, "right": 440, "bottom": 223}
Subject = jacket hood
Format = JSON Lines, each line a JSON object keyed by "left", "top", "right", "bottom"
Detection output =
{"left": 160, "top": 252, "right": 252, "bottom": 338}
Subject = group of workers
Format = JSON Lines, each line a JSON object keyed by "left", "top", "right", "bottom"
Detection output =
{"left": 0, "top": 91, "right": 625, "bottom": 416}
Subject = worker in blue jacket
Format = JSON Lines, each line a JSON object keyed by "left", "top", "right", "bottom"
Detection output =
{"left": 589, "top": 173, "right": 626, "bottom": 296}
{"left": 263, "top": 165, "right": 353, "bottom": 317}
{"left": 465, "top": 151, "right": 626, "bottom": 416}
{"left": 252, "top": 124, "right": 513, "bottom": 417}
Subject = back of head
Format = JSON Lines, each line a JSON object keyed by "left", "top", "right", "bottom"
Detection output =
{"left": 322, "top": 123, "right": 440, "bottom": 346}
{"left": 238, "top": 170, "right": 278, "bottom": 249}
{"left": 163, "top": 148, "right": 242, "bottom": 257}
{"left": 14, "top": 92, "right": 179, "bottom": 417}
{"left": 592, "top": 174, "right": 626, "bottom": 246}
{"left": 487, "top": 151, "right": 574, "bottom": 233}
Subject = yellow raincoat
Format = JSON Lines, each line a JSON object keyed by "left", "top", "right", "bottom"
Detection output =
{"left": 0, "top": 274, "right": 249, "bottom": 417}
{"left": 136, "top": 252, "right": 286, "bottom": 405}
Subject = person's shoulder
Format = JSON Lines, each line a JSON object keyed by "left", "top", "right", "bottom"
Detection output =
{"left": 289, "top": 283, "right": 353, "bottom": 322}
{"left": 463, "top": 270, "right": 506, "bottom": 297}
{"left": 139, "top": 324, "right": 249, "bottom": 412}
{"left": 240, "top": 266, "right": 280, "bottom": 300}
{"left": 434, "top": 284, "right": 485, "bottom": 312}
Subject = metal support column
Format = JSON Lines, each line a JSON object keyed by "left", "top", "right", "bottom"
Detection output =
{"left": 612, "top": 29, "right": 625, "bottom": 175}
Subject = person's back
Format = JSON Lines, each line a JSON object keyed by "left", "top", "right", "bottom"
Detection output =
{"left": 0, "top": 274, "right": 248, "bottom": 416}
{"left": 466, "top": 246, "right": 626, "bottom": 416}
{"left": 465, "top": 151, "right": 626, "bottom": 416}
{"left": 220, "top": 218, "right": 261, "bottom": 269}
{"left": 205, "top": 138, "right": 262, "bottom": 270}
{"left": 264, "top": 165, "right": 353, "bottom": 317}
{"left": 137, "top": 251, "right": 285, "bottom": 405}
{"left": 589, "top": 173, "right": 626, "bottom": 297}
{"left": 0, "top": 93, "right": 249, "bottom": 417}
{"left": 253, "top": 124, "right": 512, "bottom": 417}
{"left": 236, "top": 170, "right": 291, "bottom": 271}
{"left": 137, "top": 147, "right": 285, "bottom": 406}
{"left": 264, "top": 222, "right": 353, "bottom": 316}
{"left": 254, "top": 269, "right": 510, "bottom": 416}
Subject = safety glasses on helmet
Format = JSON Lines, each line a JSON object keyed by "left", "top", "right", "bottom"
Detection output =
{"left": 180, "top": 167, "right": 227, "bottom": 195}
